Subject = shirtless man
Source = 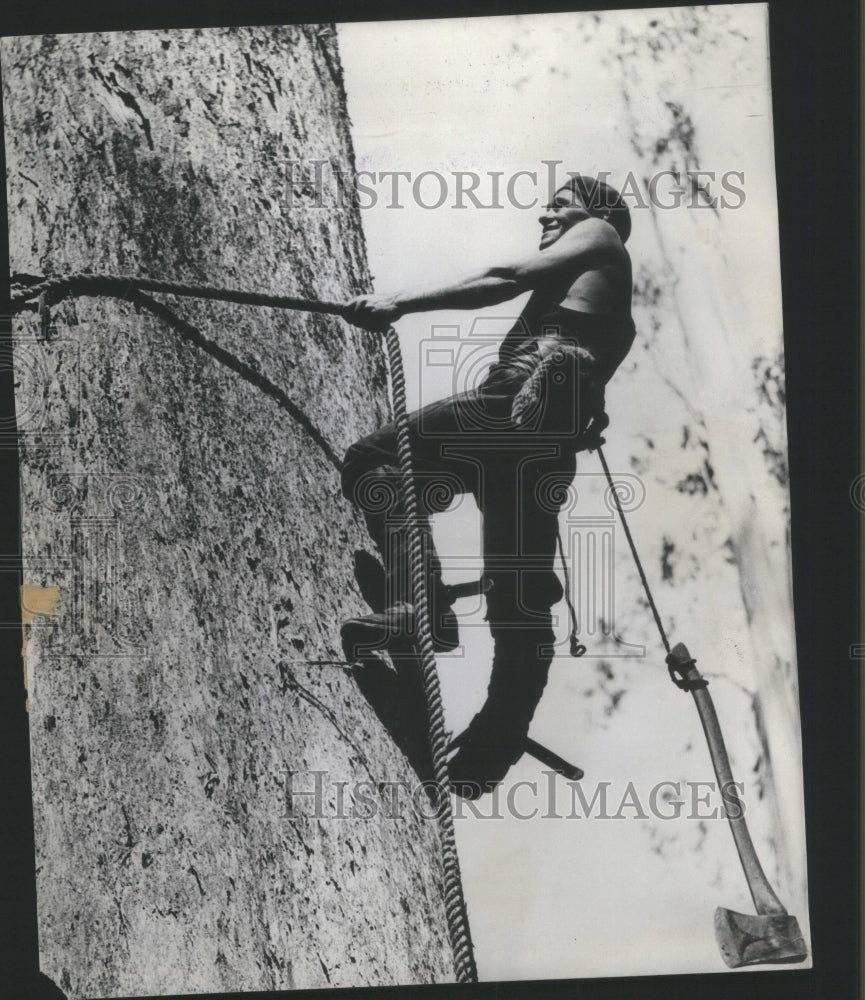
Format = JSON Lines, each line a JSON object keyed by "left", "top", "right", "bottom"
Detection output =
{"left": 340, "top": 175, "right": 634, "bottom": 798}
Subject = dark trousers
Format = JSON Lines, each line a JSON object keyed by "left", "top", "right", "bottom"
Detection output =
{"left": 341, "top": 359, "right": 585, "bottom": 728}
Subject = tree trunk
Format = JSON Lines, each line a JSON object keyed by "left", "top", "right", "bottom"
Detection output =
{"left": 3, "top": 27, "right": 453, "bottom": 997}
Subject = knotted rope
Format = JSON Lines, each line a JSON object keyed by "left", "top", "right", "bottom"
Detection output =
{"left": 11, "top": 272, "right": 478, "bottom": 983}
{"left": 384, "top": 325, "right": 478, "bottom": 983}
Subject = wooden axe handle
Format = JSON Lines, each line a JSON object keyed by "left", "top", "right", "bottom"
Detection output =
{"left": 667, "top": 642, "right": 787, "bottom": 917}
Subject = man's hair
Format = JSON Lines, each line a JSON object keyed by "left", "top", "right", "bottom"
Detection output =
{"left": 558, "top": 175, "right": 631, "bottom": 244}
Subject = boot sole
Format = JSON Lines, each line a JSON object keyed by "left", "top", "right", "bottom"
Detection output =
{"left": 341, "top": 615, "right": 459, "bottom": 660}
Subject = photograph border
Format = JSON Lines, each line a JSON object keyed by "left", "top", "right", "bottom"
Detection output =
{"left": 0, "top": 1, "right": 859, "bottom": 998}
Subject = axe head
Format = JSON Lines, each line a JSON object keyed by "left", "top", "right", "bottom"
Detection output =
{"left": 714, "top": 907, "right": 808, "bottom": 968}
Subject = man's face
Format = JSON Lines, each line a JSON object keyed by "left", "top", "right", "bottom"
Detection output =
{"left": 538, "top": 186, "right": 592, "bottom": 249}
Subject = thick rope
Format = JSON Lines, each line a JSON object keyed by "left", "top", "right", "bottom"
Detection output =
{"left": 10, "top": 274, "right": 344, "bottom": 472}
{"left": 596, "top": 443, "right": 671, "bottom": 654}
{"left": 11, "top": 272, "right": 346, "bottom": 317}
{"left": 131, "top": 290, "right": 344, "bottom": 471}
{"left": 384, "top": 325, "right": 478, "bottom": 984}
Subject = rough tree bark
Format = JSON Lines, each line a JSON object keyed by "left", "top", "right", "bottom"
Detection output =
{"left": 3, "top": 27, "right": 453, "bottom": 997}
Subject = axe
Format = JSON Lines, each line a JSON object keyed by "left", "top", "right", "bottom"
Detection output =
{"left": 666, "top": 643, "right": 808, "bottom": 967}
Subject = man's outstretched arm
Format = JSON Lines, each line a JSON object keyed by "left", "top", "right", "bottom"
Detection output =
{"left": 343, "top": 217, "right": 623, "bottom": 330}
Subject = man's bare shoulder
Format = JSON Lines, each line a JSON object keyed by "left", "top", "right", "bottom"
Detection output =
{"left": 556, "top": 217, "right": 627, "bottom": 259}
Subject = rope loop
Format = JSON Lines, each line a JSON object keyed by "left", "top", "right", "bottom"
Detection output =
{"left": 10, "top": 272, "right": 345, "bottom": 472}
